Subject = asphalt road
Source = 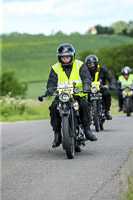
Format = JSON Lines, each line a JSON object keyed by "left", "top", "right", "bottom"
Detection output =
{"left": 1, "top": 115, "right": 133, "bottom": 200}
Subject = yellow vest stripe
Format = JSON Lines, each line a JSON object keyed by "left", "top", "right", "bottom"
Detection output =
{"left": 94, "top": 65, "right": 100, "bottom": 82}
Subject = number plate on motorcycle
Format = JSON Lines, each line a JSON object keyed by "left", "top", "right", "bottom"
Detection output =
{"left": 91, "top": 82, "right": 100, "bottom": 90}
{"left": 58, "top": 84, "right": 74, "bottom": 95}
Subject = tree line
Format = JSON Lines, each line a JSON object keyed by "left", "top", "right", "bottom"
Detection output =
{"left": 1, "top": 21, "right": 133, "bottom": 37}
{"left": 87, "top": 21, "right": 133, "bottom": 37}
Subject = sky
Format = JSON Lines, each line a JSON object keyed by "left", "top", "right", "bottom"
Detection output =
{"left": 1, "top": 0, "right": 133, "bottom": 35}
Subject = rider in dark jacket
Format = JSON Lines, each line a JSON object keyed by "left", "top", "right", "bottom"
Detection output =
{"left": 85, "top": 55, "right": 116, "bottom": 120}
{"left": 45, "top": 44, "right": 97, "bottom": 148}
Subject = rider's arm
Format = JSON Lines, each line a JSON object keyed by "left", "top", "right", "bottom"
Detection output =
{"left": 101, "top": 66, "right": 116, "bottom": 85}
{"left": 46, "top": 68, "right": 58, "bottom": 89}
{"left": 79, "top": 64, "right": 92, "bottom": 86}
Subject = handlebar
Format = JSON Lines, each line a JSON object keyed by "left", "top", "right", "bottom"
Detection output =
{"left": 38, "top": 95, "right": 47, "bottom": 102}
{"left": 100, "top": 85, "right": 109, "bottom": 89}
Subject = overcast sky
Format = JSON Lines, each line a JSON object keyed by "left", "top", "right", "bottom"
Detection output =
{"left": 1, "top": 0, "right": 133, "bottom": 35}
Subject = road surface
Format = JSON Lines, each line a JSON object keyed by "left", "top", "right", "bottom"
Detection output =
{"left": 1, "top": 115, "right": 133, "bottom": 200}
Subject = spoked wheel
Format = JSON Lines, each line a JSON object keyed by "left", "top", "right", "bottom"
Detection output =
{"left": 93, "top": 100, "right": 100, "bottom": 132}
{"left": 62, "top": 115, "right": 75, "bottom": 159}
{"left": 125, "top": 98, "right": 131, "bottom": 116}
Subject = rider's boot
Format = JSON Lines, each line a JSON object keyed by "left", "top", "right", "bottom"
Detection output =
{"left": 84, "top": 128, "right": 97, "bottom": 141}
{"left": 52, "top": 132, "right": 62, "bottom": 148}
{"left": 105, "top": 111, "right": 112, "bottom": 120}
{"left": 118, "top": 107, "right": 122, "bottom": 112}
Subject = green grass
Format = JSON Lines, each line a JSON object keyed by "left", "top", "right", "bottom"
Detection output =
{"left": 0, "top": 97, "right": 123, "bottom": 122}
{"left": 1, "top": 98, "right": 53, "bottom": 122}
{"left": 126, "top": 170, "right": 133, "bottom": 200}
{"left": 1, "top": 34, "right": 133, "bottom": 99}
{"left": 25, "top": 81, "right": 46, "bottom": 99}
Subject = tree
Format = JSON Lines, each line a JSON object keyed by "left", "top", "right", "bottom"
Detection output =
{"left": 92, "top": 25, "right": 114, "bottom": 34}
{"left": 78, "top": 44, "right": 133, "bottom": 80}
{"left": 78, "top": 50, "right": 95, "bottom": 62}
{"left": 111, "top": 21, "right": 128, "bottom": 34}
{"left": 54, "top": 31, "right": 67, "bottom": 36}
{"left": 0, "top": 71, "right": 27, "bottom": 97}
{"left": 70, "top": 32, "right": 81, "bottom": 36}
{"left": 97, "top": 44, "right": 133, "bottom": 78}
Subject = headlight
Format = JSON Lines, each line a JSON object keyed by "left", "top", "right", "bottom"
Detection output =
{"left": 91, "top": 87, "right": 98, "bottom": 94}
{"left": 60, "top": 92, "right": 70, "bottom": 102}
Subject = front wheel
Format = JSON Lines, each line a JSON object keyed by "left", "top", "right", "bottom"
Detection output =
{"left": 93, "top": 100, "right": 100, "bottom": 132}
{"left": 62, "top": 115, "right": 75, "bottom": 159}
{"left": 125, "top": 98, "right": 131, "bottom": 116}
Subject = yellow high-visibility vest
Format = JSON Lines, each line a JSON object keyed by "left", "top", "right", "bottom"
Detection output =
{"left": 52, "top": 59, "right": 87, "bottom": 97}
{"left": 118, "top": 74, "right": 133, "bottom": 87}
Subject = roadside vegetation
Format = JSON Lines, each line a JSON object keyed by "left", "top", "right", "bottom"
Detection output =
{"left": 126, "top": 169, "right": 133, "bottom": 200}
{"left": 0, "top": 94, "right": 120, "bottom": 122}
{"left": 0, "top": 93, "right": 53, "bottom": 122}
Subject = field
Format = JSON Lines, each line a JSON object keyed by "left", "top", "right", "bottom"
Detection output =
{"left": 1, "top": 34, "right": 133, "bottom": 98}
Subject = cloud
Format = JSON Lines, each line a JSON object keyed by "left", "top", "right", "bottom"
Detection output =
{"left": 2, "top": 0, "right": 133, "bottom": 35}
{"left": 3, "top": 0, "right": 56, "bottom": 16}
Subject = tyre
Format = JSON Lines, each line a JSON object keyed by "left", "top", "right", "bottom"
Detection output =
{"left": 125, "top": 98, "right": 131, "bottom": 116}
{"left": 62, "top": 115, "right": 75, "bottom": 159}
{"left": 93, "top": 100, "right": 100, "bottom": 132}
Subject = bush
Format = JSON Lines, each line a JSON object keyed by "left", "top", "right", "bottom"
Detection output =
{"left": 0, "top": 93, "right": 27, "bottom": 118}
{"left": 0, "top": 93, "right": 52, "bottom": 122}
{"left": 0, "top": 71, "right": 27, "bottom": 97}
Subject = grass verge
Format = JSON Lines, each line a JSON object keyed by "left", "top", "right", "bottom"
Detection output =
{"left": 0, "top": 97, "right": 123, "bottom": 122}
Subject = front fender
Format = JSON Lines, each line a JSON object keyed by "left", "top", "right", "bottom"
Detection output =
{"left": 61, "top": 110, "right": 70, "bottom": 115}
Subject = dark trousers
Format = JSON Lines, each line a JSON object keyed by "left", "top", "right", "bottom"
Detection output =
{"left": 101, "top": 88, "right": 111, "bottom": 112}
{"left": 49, "top": 96, "right": 91, "bottom": 132}
{"left": 117, "top": 90, "right": 123, "bottom": 108}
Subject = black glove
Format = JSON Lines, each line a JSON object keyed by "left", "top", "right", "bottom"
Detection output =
{"left": 45, "top": 88, "right": 54, "bottom": 96}
{"left": 83, "top": 84, "right": 91, "bottom": 93}
{"left": 109, "top": 84, "right": 116, "bottom": 90}
{"left": 38, "top": 96, "right": 43, "bottom": 102}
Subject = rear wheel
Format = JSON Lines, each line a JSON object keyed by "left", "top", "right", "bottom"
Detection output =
{"left": 93, "top": 100, "right": 100, "bottom": 132}
{"left": 62, "top": 115, "right": 75, "bottom": 159}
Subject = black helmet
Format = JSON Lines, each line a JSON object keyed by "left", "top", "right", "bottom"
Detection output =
{"left": 121, "top": 66, "right": 131, "bottom": 75}
{"left": 85, "top": 55, "right": 98, "bottom": 73}
{"left": 85, "top": 55, "right": 98, "bottom": 66}
{"left": 57, "top": 43, "right": 75, "bottom": 65}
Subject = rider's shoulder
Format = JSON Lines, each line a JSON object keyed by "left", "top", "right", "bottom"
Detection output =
{"left": 99, "top": 65, "right": 108, "bottom": 72}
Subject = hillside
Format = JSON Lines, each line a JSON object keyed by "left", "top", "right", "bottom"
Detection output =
{"left": 2, "top": 34, "right": 133, "bottom": 83}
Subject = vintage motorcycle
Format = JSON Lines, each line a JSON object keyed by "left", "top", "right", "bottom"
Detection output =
{"left": 38, "top": 83, "right": 86, "bottom": 159}
{"left": 89, "top": 81, "right": 107, "bottom": 132}
{"left": 121, "top": 85, "right": 133, "bottom": 116}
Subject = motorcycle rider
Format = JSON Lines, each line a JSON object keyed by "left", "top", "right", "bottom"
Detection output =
{"left": 85, "top": 55, "right": 116, "bottom": 120}
{"left": 117, "top": 66, "right": 133, "bottom": 111}
{"left": 44, "top": 44, "right": 97, "bottom": 148}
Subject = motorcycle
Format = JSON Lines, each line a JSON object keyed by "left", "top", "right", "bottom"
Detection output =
{"left": 89, "top": 81, "right": 107, "bottom": 132}
{"left": 121, "top": 85, "right": 133, "bottom": 116}
{"left": 38, "top": 83, "right": 86, "bottom": 159}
